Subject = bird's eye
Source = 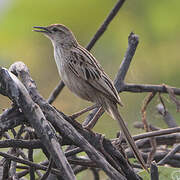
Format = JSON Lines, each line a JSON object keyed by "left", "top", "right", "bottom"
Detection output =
{"left": 52, "top": 27, "right": 58, "bottom": 32}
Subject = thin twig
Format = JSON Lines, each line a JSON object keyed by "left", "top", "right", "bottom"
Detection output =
{"left": 114, "top": 32, "right": 139, "bottom": 87}
{"left": 86, "top": 0, "right": 126, "bottom": 51}
{"left": 141, "top": 92, "right": 157, "bottom": 165}
{"left": 70, "top": 104, "right": 98, "bottom": 119}
{"left": 134, "top": 122, "right": 160, "bottom": 131}
{"left": 90, "top": 168, "right": 100, "bottom": 180}
{"left": 16, "top": 170, "right": 29, "bottom": 178}
{"left": 68, "top": 157, "right": 96, "bottom": 167}
{"left": 133, "top": 127, "right": 180, "bottom": 141}
{"left": 158, "top": 144, "right": 180, "bottom": 165}
{"left": 141, "top": 92, "right": 156, "bottom": 131}
{"left": 156, "top": 103, "right": 177, "bottom": 128}
{"left": 2, "top": 158, "right": 11, "bottom": 180}
{"left": 112, "top": 127, "right": 180, "bottom": 142}
{"left": 157, "top": 93, "right": 177, "bottom": 128}
{"left": 150, "top": 161, "right": 159, "bottom": 180}
{"left": 47, "top": 81, "right": 65, "bottom": 104}
{"left": 73, "top": 166, "right": 88, "bottom": 175}
{"left": 0, "top": 151, "right": 61, "bottom": 176}
{"left": 122, "top": 83, "right": 180, "bottom": 95}
{"left": 28, "top": 133, "right": 35, "bottom": 180}
{"left": 40, "top": 158, "right": 54, "bottom": 180}
{"left": 165, "top": 84, "right": 180, "bottom": 111}
{"left": 65, "top": 147, "right": 83, "bottom": 157}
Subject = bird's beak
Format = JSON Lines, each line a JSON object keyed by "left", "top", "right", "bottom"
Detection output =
{"left": 33, "top": 26, "right": 51, "bottom": 33}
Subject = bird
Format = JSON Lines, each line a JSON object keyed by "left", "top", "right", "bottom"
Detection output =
{"left": 33, "top": 24, "right": 147, "bottom": 170}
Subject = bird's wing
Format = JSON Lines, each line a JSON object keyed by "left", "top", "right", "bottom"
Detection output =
{"left": 69, "top": 46, "right": 122, "bottom": 105}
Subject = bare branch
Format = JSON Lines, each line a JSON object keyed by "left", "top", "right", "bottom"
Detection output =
{"left": 9, "top": 62, "right": 128, "bottom": 180}
{"left": 122, "top": 83, "right": 180, "bottom": 95}
{"left": 0, "top": 139, "right": 42, "bottom": 149}
{"left": 114, "top": 32, "right": 139, "bottom": 87}
{"left": 0, "top": 151, "right": 61, "bottom": 176}
{"left": 47, "top": 81, "right": 65, "bottom": 104}
{"left": 86, "top": 0, "right": 126, "bottom": 51}
{"left": 156, "top": 103, "right": 177, "bottom": 128}
{"left": 133, "top": 127, "right": 180, "bottom": 141}
{"left": 158, "top": 144, "right": 180, "bottom": 165}
{"left": 0, "top": 67, "right": 76, "bottom": 180}
{"left": 40, "top": 158, "right": 54, "bottom": 180}
{"left": 150, "top": 161, "right": 159, "bottom": 180}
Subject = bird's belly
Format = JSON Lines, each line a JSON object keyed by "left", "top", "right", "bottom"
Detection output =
{"left": 60, "top": 65, "right": 96, "bottom": 102}
{"left": 54, "top": 50, "right": 101, "bottom": 103}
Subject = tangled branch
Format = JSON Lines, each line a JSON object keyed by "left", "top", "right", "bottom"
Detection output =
{"left": 0, "top": 0, "right": 180, "bottom": 179}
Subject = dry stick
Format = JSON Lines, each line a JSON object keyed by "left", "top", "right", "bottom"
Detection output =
{"left": 2, "top": 132, "right": 11, "bottom": 139}
{"left": 83, "top": 107, "right": 103, "bottom": 129}
{"left": 134, "top": 122, "right": 160, "bottom": 131}
{"left": 28, "top": 133, "right": 35, "bottom": 180}
{"left": 0, "top": 139, "right": 42, "bottom": 149}
{"left": 8, "top": 149, "right": 17, "bottom": 179}
{"left": 158, "top": 144, "right": 180, "bottom": 165}
{"left": 2, "top": 158, "right": 11, "bottom": 180}
{"left": 165, "top": 84, "right": 180, "bottom": 112}
{"left": 0, "top": 68, "right": 76, "bottom": 180}
{"left": 156, "top": 92, "right": 179, "bottom": 169}
{"left": 40, "top": 158, "right": 54, "bottom": 180}
{"left": 157, "top": 94, "right": 177, "bottom": 128}
{"left": 90, "top": 168, "right": 100, "bottom": 180}
{"left": 16, "top": 165, "right": 29, "bottom": 170}
{"left": 99, "top": 135, "right": 124, "bottom": 175}
{"left": 127, "top": 150, "right": 180, "bottom": 168}
{"left": 158, "top": 93, "right": 167, "bottom": 112}
{"left": 10, "top": 161, "right": 18, "bottom": 180}
{"left": 73, "top": 166, "right": 88, "bottom": 175}
{"left": 133, "top": 127, "right": 180, "bottom": 141}
{"left": 68, "top": 157, "right": 96, "bottom": 167}
{"left": 2, "top": 108, "right": 180, "bottom": 166}
{"left": 86, "top": 0, "right": 126, "bottom": 51}
{"left": 141, "top": 92, "right": 157, "bottom": 166}
{"left": 135, "top": 133, "right": 180, "bottom": 149}
{"left": 10, "top": 124, "right": 27, "bottom": 180}
{"left": 112, "top": 127, "right": 180, "bottom": 143}
{"left": 47, "top": 81, "right": 65, "bottom": 104}
{"left": 17, "top": 170, "right": 29, "bottom": 179}
{"left": 0, "top": 152, "right": 61, "bottom": 176}
{"left": 47, "top": 0, "right": 126, "bottom": 104}
{"left": 9, "top": 63, "right": 128, "bottom": 180}
{"left": 65, "top": 147, "right": 83, "bottom": 157}
{"left": 0, "top": 105, "right": 140, "bottom": 180}
{"left": 16, "top": 124, "right": 25, "bottom": 139}
{"left": 141, "top": 92, "right": 156, "bottom": 131}
{"left": 83, "top": 32, "right": 139, "bottom": 127}
{"left": 150, "top": 161, "right": 159, "bottom": 180}
{"left": 70, "top": 104, "right": 99, "bottom": 119}
{"left": 5, "top": 130, "right": 23, "bottom": 179}
{"left": 156, "top": 104, "right": 177, "bottom": 128}
{"left": 0, "top": 107, "right": 28, "bottom": 136}
{"left": 122, "top": 83, "right": 180, "bottom": 95}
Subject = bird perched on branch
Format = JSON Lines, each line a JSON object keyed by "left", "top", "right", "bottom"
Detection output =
{"left": 33, "top": 24, "right": 147, "bottom": 171}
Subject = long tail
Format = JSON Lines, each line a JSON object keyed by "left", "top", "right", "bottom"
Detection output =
{"left": 108, "top": 104, "right": 148, "bottom": 171}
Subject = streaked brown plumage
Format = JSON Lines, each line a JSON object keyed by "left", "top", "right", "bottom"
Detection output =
{"left": 33, "top": 24, "right": 147, "bottom": 171}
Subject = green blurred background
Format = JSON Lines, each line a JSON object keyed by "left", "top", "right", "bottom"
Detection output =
{"left": 1, "top": 0, "right": 180, "bottom": 138}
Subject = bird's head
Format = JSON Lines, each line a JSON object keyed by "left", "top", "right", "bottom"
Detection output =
{"left": 33, "top": 24, "right": 78, "bottom": 47}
